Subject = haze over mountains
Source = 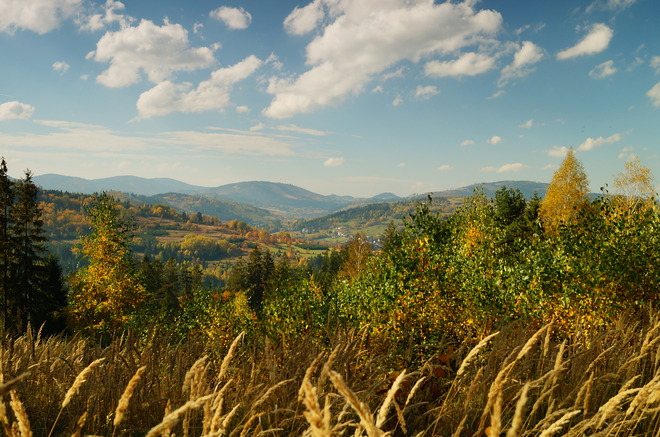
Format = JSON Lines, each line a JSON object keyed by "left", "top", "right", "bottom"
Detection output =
{"left": 33, "top": 174, "right": 550, "bottom": 221}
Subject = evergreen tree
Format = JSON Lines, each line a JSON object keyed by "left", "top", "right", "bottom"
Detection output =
{"left": 539, "top": 149, "right": 589, "bottom": 234}
{"left": 12, "top": 170, "right": 47, "bottom": 331}
{"left": 0, "top": 158, "right": 14, "bottom": 331}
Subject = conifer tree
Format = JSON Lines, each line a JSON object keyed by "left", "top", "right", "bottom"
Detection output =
{"left": 12, "top": 170, "right": 47, "bottom": 331}
{"left": 539, "top": 149, "right": 589, "bottom": 234}
{"left": 0, "top": 158, "right": 14, "bottom": 331}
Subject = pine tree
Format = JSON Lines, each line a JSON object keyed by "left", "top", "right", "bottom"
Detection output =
{"left": 0, "top": 158, "right": 14, "bottom": 331}
{"left": 68, "top": 193, "right": 146, "bottom": 335}
{"left": 11, "top": 170, "right": 47, "bottom": 331}
{"left": 539, "top": 149, "right": 590, "bottom": 234}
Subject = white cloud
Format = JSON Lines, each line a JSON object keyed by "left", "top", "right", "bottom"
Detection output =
{"left": 647, "top": 82, "right": 660, "bottom": 107}
{"left": 235, "top": 105, "right": 250, "bottom": 113}
{"left": 481, "top": 163, "right": 525, "bottom": 173}
{"left": 136, "top": 55, "right": 262, "bottom": 118}
{"left": 577, "top": 132, "right": 623, "bottom": 151}
{"left": 382, "top": 67, "right": 406, "bottom": 81}
{"left": 284, "top": 0, "right": 325, "bottom": 35}
{"left": 542, "top": 164, "right": 558, "bottom": 171}
{"left": 487, "top": 135, "right": 503, "bottom": 145}
{"left": 498, "top": 41, "right": 543, "bottom": 86}
{"left": 392, "top": 95, "right": 403, "bottom": 107}
{"left": 557, "top": 23, "right": 613, "bottom": 60}
{"left": 424, "top": 52, "right": 496, "bottom": 78}
{"left": 415, "top": 85, "right": 439, "bottom": 100}
{"left": 265, "top": 0, "right": 502, "bottom": 118}
{"left": 324, "top": 157, "right": 345, "bottom": 167}
{"left": 519, "top": 119, "right": 534, "bottom": 129}
{"left": 488, "top": 90, "right": 505, "bottom": 99}
{"left": 618, "top": 146, "right": 634, "bottom": 159}
{"left": 0, "top": 0, "right": 81, "bottom": 34}
{"left": 0, "top": 101, "right": 35, "bottom": 120}
{"left": 589, "top": 60, "right": 616, "bottom": 78}
{"left": 276, "top": 124, "right": 331, "bottom": 136}
{"left": 587, "top": 0, "right": 637, "bottom": 12}
{"left": 651, "top": 56, "right": 660, "bottom": 74}
{"left": 90, "top": 19, "right": 216, "bottom": 88}
{"left": 547, "top": 146, "right": 569, "bottom": 157}
{"left": 437, "top": 164, "right": 452, "bottom": 171}
{"left": 371, "top": 85, "right": 384, "bottom": 93}
{"left": 52, "top": 61, "right": 70, "bottom": 73}
{"left": 210, "top": 6, "right": 252, "bottom": 30}
{"left": 460, "top": 139, "right": 474, "bottom": 147}
{"left": 79, "top": 0, "right": 133, "bottom": 32}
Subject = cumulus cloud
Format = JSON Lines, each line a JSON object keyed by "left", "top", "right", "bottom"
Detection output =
{"left": 79, "top": 0, "right": 133, "bottom": 31}
{"left": 481, "top": 163, "right": 525, "bottom": 173}
{"left": 651, "top": 56, "right": 660, "bottom": 74}
{"left": 415, "top": 85, "right": 438, "bottom": 100}
{"left": 284, "top": 0, "right": 325, "bottom": 35}
{"left": 0, "top": 101, "right": 35, "bottom": 120}
{"left": 460, "top": 139, "right": 474, "bottom": 147}
{"left": 589, "top": 60, "right": 616, "bottom": 78}
{"left": 487, "top": 135, "right": 503, "bottom": 145}
{"left": 136, "top": 55, "right": 262, "bottom": 119}
{"left": 0, "top": 0, "right": 81, "bottom": 34}
{"left": 324, "top": 157, "right": 345, "bottom": 167}
{"left": 498, "top": 41, "right": 543, "bottom": 86}
{"left": 557, "top": 23, "right": 613, "bottom": 60}
{"left": 52, "top": 61, "right": 70, "bottom": 73}
{"left": 519, "top": 119, "right": 536, "bottom": 129}
{"left": 392, "top": 95, "right": 403, "bottom": 107}
{"left": 424, "top": 52, "right": 496, "bottom": 78}
{"left": 577, "top": 132, "right": 622, "bottom": 151}
{"left": 647, "top": 82, "right": 660, "bottom": 107}
{"left": 89, "top": 19, "right": 216, "bottom": 88}
{"left": 265, "top": 0, "right": 502, "bottom": 118}
{"left": 210, "top": 6, "right": 252, "bottom": 30}
{"left": 547, "top": 146, "right": 569, "bottom": 157}
{"left": 618, "top": 146, "right": 635, "bottom": 159}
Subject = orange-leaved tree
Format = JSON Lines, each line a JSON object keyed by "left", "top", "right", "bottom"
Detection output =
{"left": 68, "top": 193, "right": 146, "bottom": 335}
{"left": 539, "top": 148, "right": 590, "bottom": 234}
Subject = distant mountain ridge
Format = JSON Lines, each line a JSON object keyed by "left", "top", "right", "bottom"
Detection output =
{"left": 33, "top": 174, "right": 551, "bottom": 220}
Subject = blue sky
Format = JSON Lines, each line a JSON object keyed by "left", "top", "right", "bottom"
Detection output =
{"left": 0, "top": 0, "right": 659, "bottom": 197}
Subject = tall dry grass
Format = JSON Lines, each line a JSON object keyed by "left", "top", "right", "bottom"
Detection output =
{"left": 1, "top": 311, "right": 660, "bottom": 436}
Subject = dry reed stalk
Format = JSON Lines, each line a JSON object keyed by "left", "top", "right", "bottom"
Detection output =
{"left": 318, "top": 345, "right": 341, "bottom": 390}
{"left": 184, "top": 356, "right": 209, "bottom": 397}
{"left": 625, "top": 374, "right": 660, "bottom": 417}
{"left": 455, "top": 332, "right": 499, "bottom": 379}
{"left": 70, "top": 411, "right": 87, "bottom": 437}
{"left": 486, "top": 390, "right": 503, "bottom": 437}
{"left": 235, "top": 412, "right": 265, "bottom": 437}
{"left": 594, "top": 388, "right": 641, "bottom": 429}
{"left": 479, "top": 360, "right": 515, "bottom": 431}
{"left": 251, "top": 379, "right": 294, "bottom": 412}
{"left": 329, "top": 370, "right": 382, "bottom": 437}
{"left": 450, "top": 415, "right": 467, "bottom": 437}
{"left": 62, "top": 358, "right": 106, "bottom": 408}
{"left": 0, "top": 372, "right": 29, "bottom": 396}
{"left": 300, "top": 376, "right": 331, "bottom": 437}
{"left": 392, "top": 397, "right": 406, "bottom": 435}
{"left": 573, "top": 371, "right": 594, "bottom": 413}
{"left": 113, "top": 365, "right": 147, "bottom": 428}
{"left": 218, "top": 332, "right": 245, "bottom": 382}
{"left": 9, "top": 390, "right": 32, "bottom": 437}
{"left": 538, "top": 410, "right": 581, "bottom": 437}
{"left": 404, "top": 376, "right": 426, "bottom": 409}
{"left": 209, "top": 378, "right": 235, "bottom": 432}
{"left": 517, "top": 324, "right": 551, "bottom": 362}
{"left": 145, "top": 393, "right": 214, "bottom": 437}
{"left": 376, "top": 369, "right": 406, "bottom": 428}
{"left": 505, "top": 382, "right": 530, "bottom": 437}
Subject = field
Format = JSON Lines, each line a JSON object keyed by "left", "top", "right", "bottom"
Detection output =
{"left": 2, "top": 311, "right": 659, "bottom": 436}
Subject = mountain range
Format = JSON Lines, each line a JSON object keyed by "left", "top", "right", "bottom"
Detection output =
{"left": 33, "top": 174, "right": 550, "bottom": 221}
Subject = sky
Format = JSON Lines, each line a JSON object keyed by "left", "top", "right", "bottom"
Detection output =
{"left": 0, "top": 0, "right": 659, "bottom": 198}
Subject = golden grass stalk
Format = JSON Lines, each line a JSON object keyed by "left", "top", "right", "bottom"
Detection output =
{"left": 252, "top": 379, "right": 294, "bottom": 412}
{"left": 455, "top": 332, "right": 499, "bottom": 379}
{"left": 10, "top": 390, "right": 32, "bottom": 437}
{"left": 218, "top": 332, "right": 245, "bottom": 382}
{"left": 0, "top": 372, "right": 30, "bottom": 397}
{"left": 594, "top": 388, "right": 641, "bottom": 429}
{"left": 144, "top": 393, "right": 214, "bottom": 437}
{"left": 113, "top": 365, "right": 147, "bottom": 428}
{"left": 300, "top": 375, "right": 331, "bottom": 437}
{"left": 62, "top": 358, "right": 106, "bottom": 408}
{"left": 505, "top": 382, "right": 530, "bottom": 437}
{"left": 329, "top": 370, "right": 382, "bottom": 437}
{"left": 70, "top": 411, "right": 87, "bottom": 437}
{"left": 376, "top": 369, "right": 406, "bottom": 428}
{"left": 538, "top": 410, "right": 581, "bottom": 437}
